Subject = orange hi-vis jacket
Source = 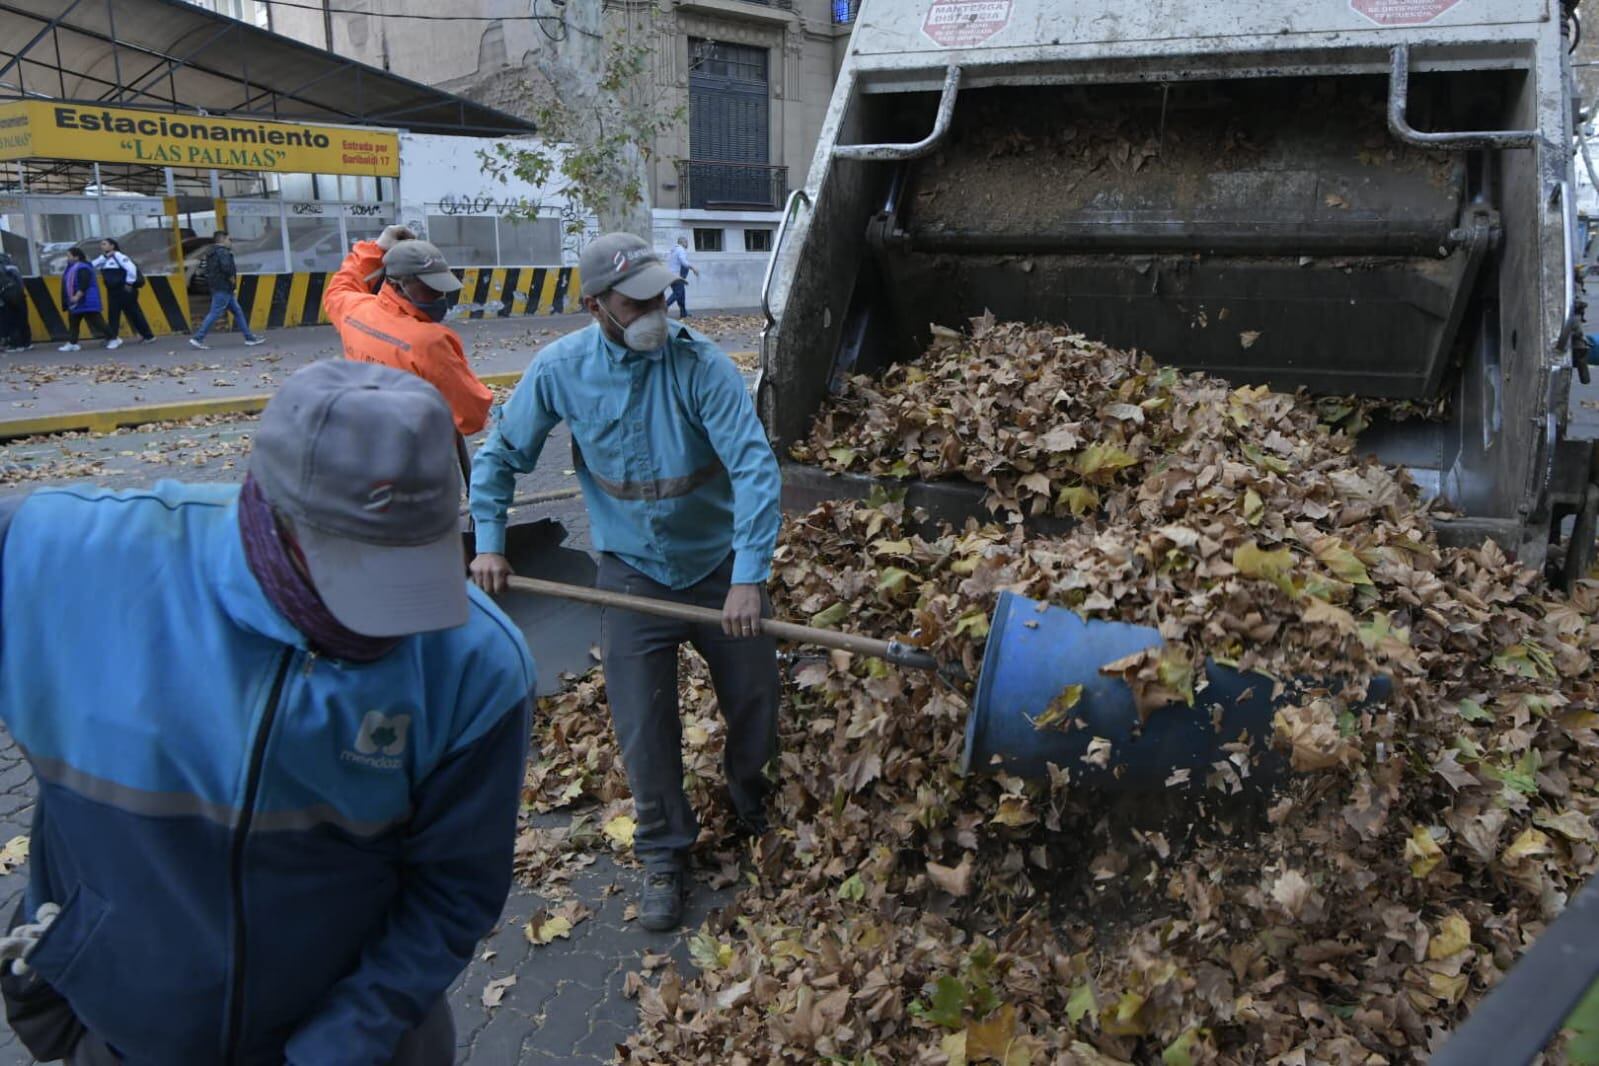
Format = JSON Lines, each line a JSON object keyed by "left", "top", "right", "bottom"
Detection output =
{"left": 323, "top": 241, "right": 493, "bottom": 435}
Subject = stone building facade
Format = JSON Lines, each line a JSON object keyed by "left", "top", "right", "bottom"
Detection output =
{"left": 195, "top": 0, "right": 857, "bottom": 306}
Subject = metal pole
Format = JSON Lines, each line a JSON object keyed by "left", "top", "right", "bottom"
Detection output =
{"left": 102, "top": 0, "right": 125, "bottom": 99}
{"left": 0, "top": 0, "right": 88, "bottom": 82}
{"left": 1388, "top": 46, "right": 1539, "bottom": 150}
{"left": 22, "top": 196, "right": 38, "bottom": 277}
{"left": 323, "top": 0, "right": 334, "bottom": 52}
{"left": 278, "top": 198, "right": 290, "bottom": 273}
{"left": 833, "top": 66, "right": 962, "bottom": 160}
{"left": 91, "top": 163, "right": 105, "bottom": 243}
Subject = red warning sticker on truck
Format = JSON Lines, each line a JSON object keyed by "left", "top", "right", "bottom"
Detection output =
{"left": 1349, "top": 0, "right": 1461, "bottom": 26}
{"left": 922, "top": 0, "right": 1012, "bottom": 48}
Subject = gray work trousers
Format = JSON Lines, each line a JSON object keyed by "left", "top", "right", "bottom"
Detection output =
{"left": 65, "top": 997, "right": 455, "bottom": 1065}
{"left": 596, "top": 552, "right": 781, "bottom": 872}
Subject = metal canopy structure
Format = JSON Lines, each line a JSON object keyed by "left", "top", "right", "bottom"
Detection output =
{"left": 0, "top": 0, "right": 537, "bottom": 137}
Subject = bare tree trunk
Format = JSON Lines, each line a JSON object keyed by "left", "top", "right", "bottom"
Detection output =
{"left": 550, "top": 0, "right": 654, "bottom": 241}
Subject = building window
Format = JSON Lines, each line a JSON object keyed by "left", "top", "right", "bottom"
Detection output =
{"left": 833, "top": 0, "right": 861, "bottom": 22}
{"left": 689, "top": 39, "right": 769, "bottom": 82}
{"left": 686, "top": 38, "right": 776, "bottom": 209}
{"left": 743, "top": 228, "right": 773, "bottom": 252}
{"left": 693, "top": 228, "right": 724, "bottom": 253}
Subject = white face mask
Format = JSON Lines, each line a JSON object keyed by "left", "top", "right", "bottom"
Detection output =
{"left": 601, "top": 303, "right": 669, "bottom": 353}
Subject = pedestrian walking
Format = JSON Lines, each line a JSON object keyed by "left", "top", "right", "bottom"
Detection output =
{"left": 323, "top": 225, "right": 491, "bottom": 435}
{"left": 91, "top": 238, "right": 154, "bottom": 349}
{"left": 57, "top": 248, "right": 107, "bottom": 352}
{"left": 0, "top": 359, "right": 535, "bottom": 1065}
{"left": 470, "top": 232, "right": 781, "bottom": 932}
{"left": 189, "top": 230, "right": 266, "bottom": 349}
{"left": 0, "top": 253, "right": 30, "bottom": 353}
{"left": 665, "top": 235, "right": 698, "bottom": 319}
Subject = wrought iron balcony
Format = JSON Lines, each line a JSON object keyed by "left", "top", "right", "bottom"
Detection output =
{"left": 676, "top": 160, "right": 789, "bottom": 210}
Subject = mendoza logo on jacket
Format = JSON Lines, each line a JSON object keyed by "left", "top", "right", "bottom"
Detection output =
{"left": 342, "top": 710, "right": 412, "bottom": 770}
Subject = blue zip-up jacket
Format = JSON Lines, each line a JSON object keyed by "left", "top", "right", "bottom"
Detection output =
{"left": 470, "top": 322, "right": 781, "bottom": 589}
{"left": 0, "top": 482, "right": 535, "bottom": 1065}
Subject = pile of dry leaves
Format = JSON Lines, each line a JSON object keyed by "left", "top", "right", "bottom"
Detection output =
{"left": 528, "top": 318, "right": 1599, "bottom": 1064}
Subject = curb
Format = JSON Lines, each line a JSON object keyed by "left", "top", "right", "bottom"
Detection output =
{"left": 0, "top": 344, "right": 756, "bottom": 442}
{"left": 0, "top": 370, "right": 529, "bottom": 441}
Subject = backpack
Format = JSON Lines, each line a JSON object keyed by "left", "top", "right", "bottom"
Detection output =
{"left": 0, "top": 266, "right": 22, "bottom": 307}
{"left": 202, "top": 247, "right": 233, "bottom": 293}
{"left": 103, "top": 252, "right": 142, "bottom": 290}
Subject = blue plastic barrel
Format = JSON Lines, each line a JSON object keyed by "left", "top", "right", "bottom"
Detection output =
{"left": 962, "top": 591, "right": 1385, "bottom": 790}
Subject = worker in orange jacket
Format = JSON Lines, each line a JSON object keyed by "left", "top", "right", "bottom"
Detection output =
{"left": 323, "top": 225, "right": 493, "bottom": 436}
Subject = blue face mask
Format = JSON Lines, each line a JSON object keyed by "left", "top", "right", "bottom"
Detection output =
{"left": 392, "top": 277, "right": 449, "bottom": 322}
{"left": 409, "top": 295, "right": 449, "bottom": 323}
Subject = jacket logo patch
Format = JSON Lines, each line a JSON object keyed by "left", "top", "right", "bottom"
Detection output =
{"left": 341, "top": 711, "right": 411, "bottom": 770}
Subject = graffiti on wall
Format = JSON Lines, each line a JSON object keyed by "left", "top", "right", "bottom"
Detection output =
{"left": 559, "top": 201, "right": 597, "bottom": 264}
{"left": 435, "top": 193, "right": 541, "bottom": 217}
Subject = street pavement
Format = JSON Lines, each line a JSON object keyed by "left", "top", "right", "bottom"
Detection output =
{"left": 0, "top": 309, "right": 760, "bottom": 425}
{"left": 0, "top": 308, "right": 763, "bottom": 1065}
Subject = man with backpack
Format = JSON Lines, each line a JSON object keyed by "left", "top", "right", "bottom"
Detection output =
{"left": 91, "top": 238, "right": 154, "bottom": 349}
{"left": 190, "top": 230, "right": 266, "bottom": 350}
{"left": 0, "top": 253, "right": 30, "bottom": 354}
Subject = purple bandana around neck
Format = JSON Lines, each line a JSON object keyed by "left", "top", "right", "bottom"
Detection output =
{"left": 237, "top": 474, "right": 401, "bottom": 663}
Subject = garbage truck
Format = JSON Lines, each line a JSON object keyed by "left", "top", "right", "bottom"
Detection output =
{"left": 758, "top": 0, "right": 1599, "bottom": 586}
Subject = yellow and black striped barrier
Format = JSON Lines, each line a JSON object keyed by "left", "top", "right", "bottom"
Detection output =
{"left": 234, "top": 265, "right": 580, "bottom": 333}
{"left": 450, "top": 266, "right": 581, "bottom": 321}
{"left": 17, "top": 265, "right": 580, "bottom": 341}
{"left": 22, "top": 275, "right": 190, "bottom": 341}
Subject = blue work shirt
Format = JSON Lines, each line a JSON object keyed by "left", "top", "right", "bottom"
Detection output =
{"left": 470, "top": 321, "right": 781, "bottom": 589}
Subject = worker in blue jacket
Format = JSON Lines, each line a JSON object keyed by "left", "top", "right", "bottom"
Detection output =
{"left": 469, "top": 232, "right": 781, "bottom": 933}
{"left": 0, "top": 360, "right": 535, "bottom": 1065}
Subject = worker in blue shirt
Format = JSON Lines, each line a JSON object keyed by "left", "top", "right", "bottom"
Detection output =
{"left": 469, "top": 232, "right": 782, "bottom": 932}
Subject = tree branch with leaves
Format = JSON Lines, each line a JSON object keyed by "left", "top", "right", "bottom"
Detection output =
{"left": 479, "top": 32, "right": 682, "bottom": 245}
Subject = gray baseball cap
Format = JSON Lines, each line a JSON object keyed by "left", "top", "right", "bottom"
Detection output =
{"left": 250, "top": 360, "right": 468, "bottom": 637}
{"left": 383, "top": 239, "right": 463, "bottom": 294}
{"left": 579, "top": 233, "right": 675, "bottom": 299}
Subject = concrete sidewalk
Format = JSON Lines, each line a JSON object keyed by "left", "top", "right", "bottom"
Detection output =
{"left": 0, "top": 310, "right": 762, "bottom": 437}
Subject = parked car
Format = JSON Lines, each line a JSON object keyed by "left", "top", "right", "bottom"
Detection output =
{"left": 0, "top": 230, "right": 36, "bottom": 271}
{"left": 185, "top": 229, "right": 350, "bottom": 294}
{"left": 41, "top": 228, "right": 201, "bottom": 276}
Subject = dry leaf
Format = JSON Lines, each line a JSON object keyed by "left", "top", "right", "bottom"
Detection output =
{"left": 481, "top": 975, "right": 515, "bottom": 1009}
{"left": 927, "top": 853, "right": 975, "bottom": 897}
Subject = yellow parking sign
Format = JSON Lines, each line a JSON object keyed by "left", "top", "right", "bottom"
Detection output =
{"left": 0, "top": 101, "right": 399, "bottom": 177}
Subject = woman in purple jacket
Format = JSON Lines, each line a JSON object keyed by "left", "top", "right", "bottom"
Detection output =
{"left": 58, "top": 248, "right": 107, "bottom": 352}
